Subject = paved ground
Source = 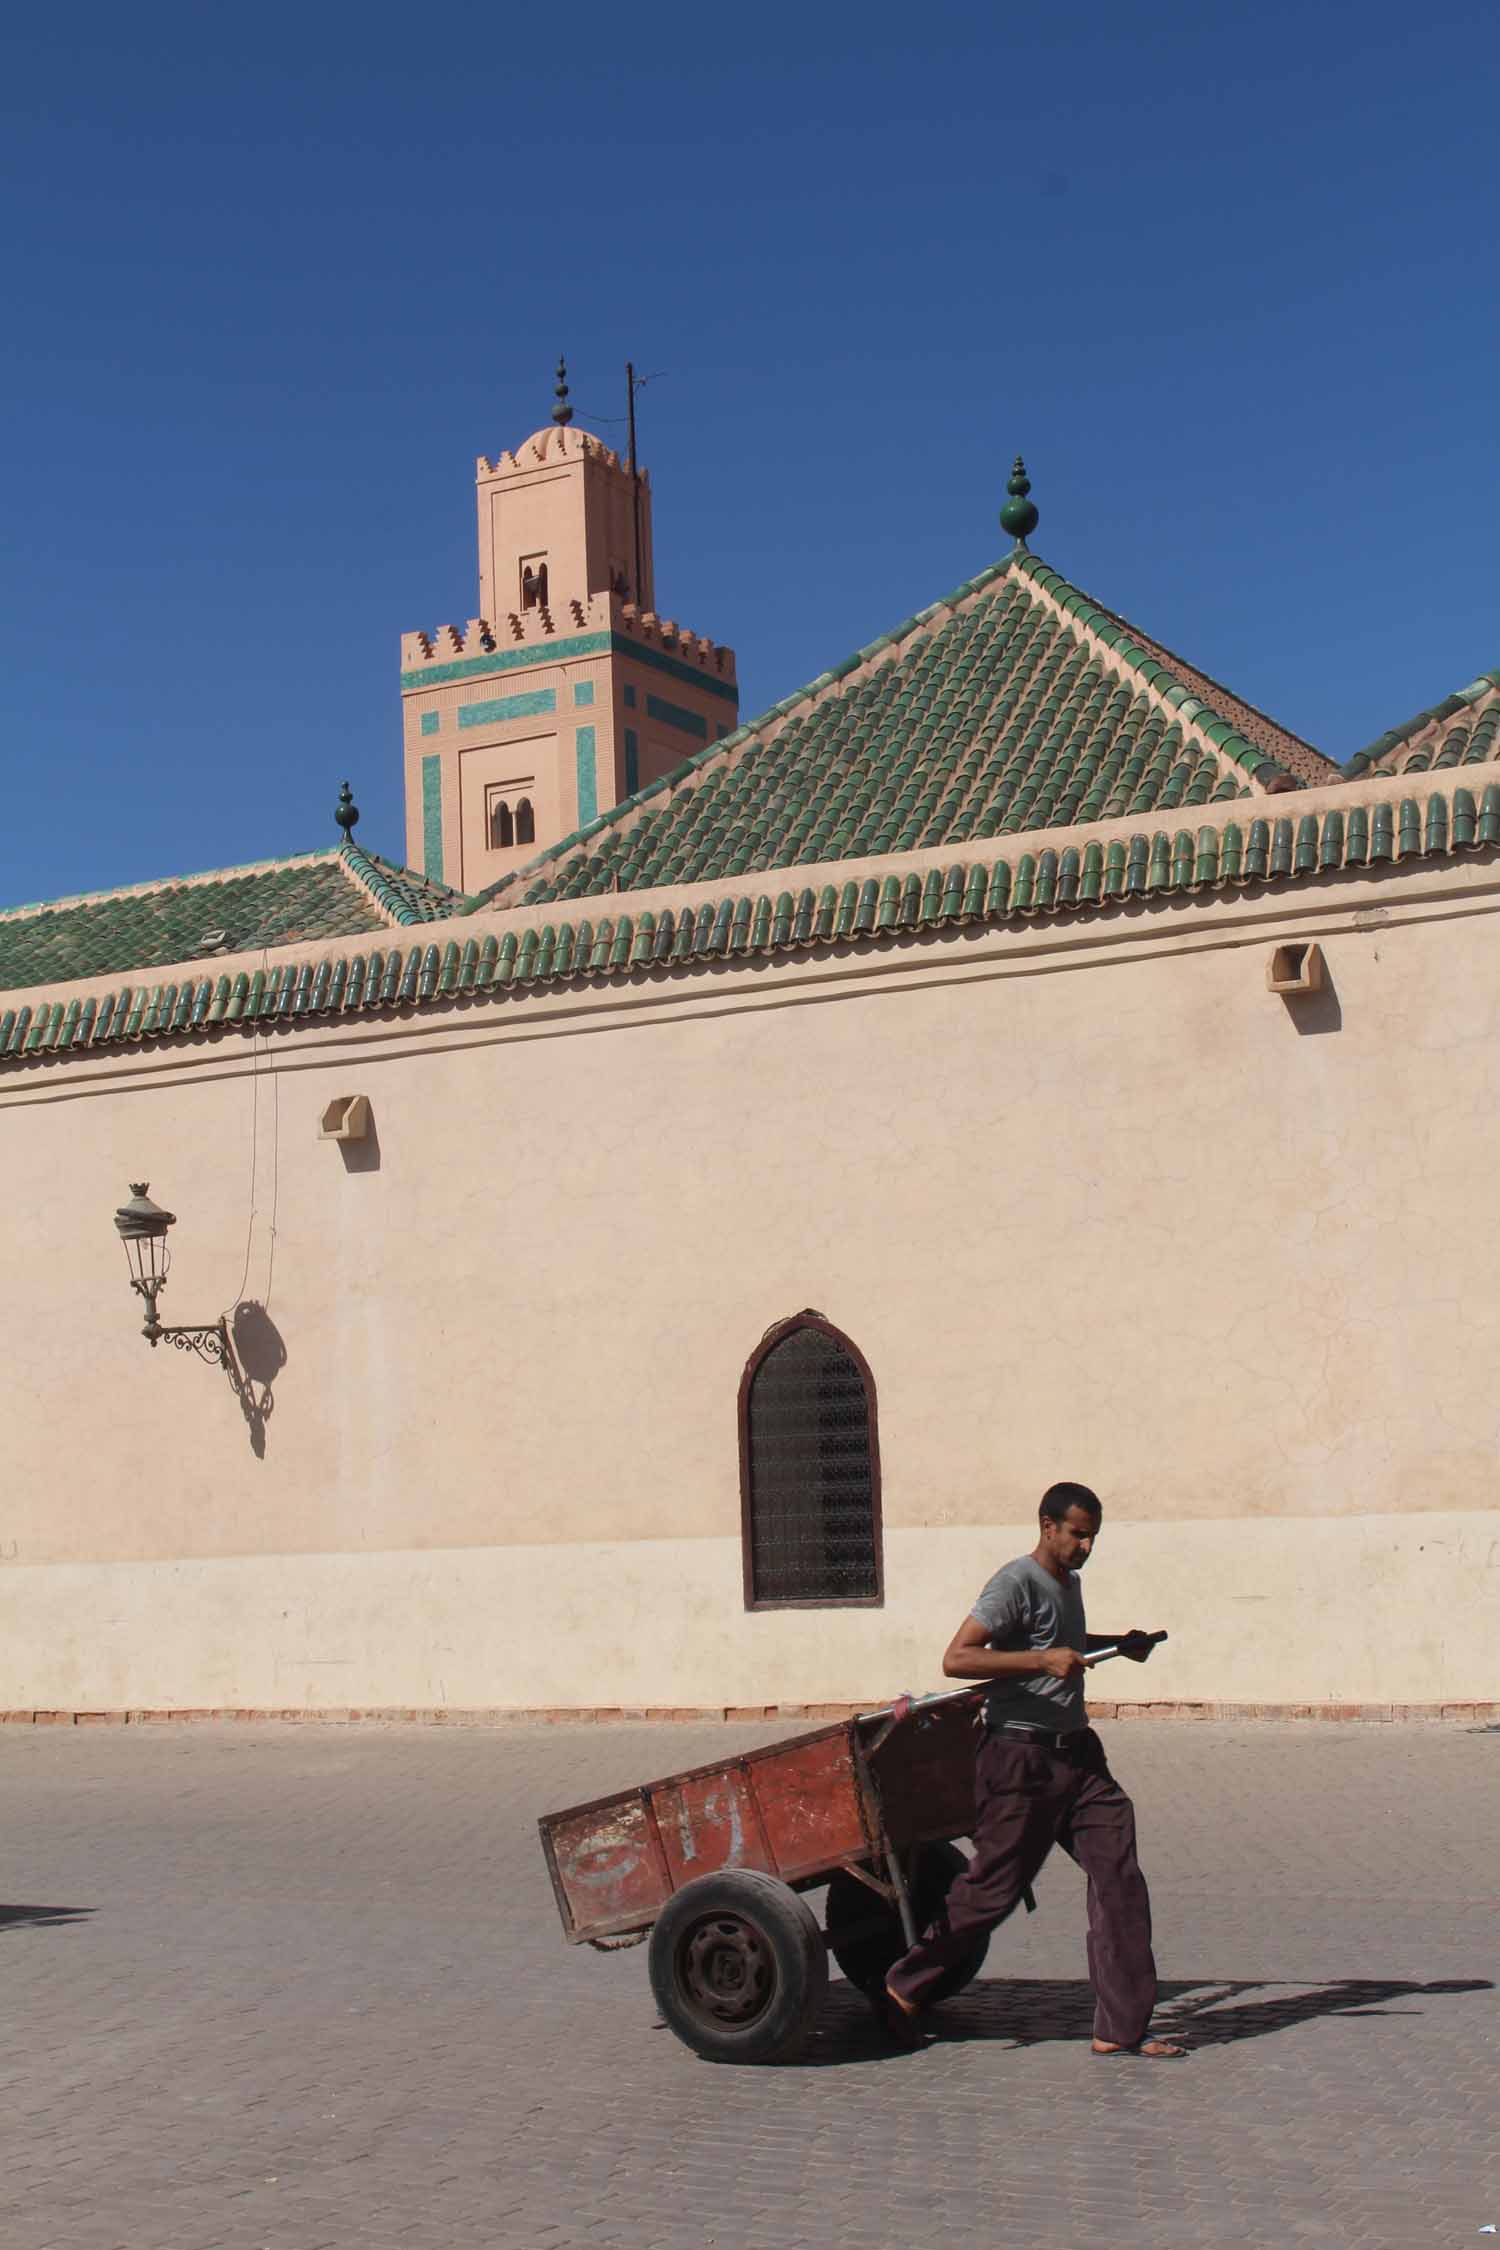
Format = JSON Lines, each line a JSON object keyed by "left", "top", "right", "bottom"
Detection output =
{"left": 0, "top": 1717, "right": 1495, "bottom": 2250}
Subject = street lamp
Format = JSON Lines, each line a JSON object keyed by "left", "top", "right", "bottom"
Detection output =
{"left": 112, "top": 1183, "right": 231, "bottom": 1365}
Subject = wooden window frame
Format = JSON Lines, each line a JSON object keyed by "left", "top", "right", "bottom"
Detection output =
{"left": 738, "top": 1308, "right": 884, "bottom": 1613}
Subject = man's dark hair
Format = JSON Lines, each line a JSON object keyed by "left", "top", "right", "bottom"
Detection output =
{"left": 1039, "top": 1481, "right": 1103, "bottom": 1526}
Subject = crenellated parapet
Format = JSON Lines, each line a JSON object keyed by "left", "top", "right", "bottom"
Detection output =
{"left": 400, "top": 592, "right": 735, "bottom": 681}
{"left": 474, "top": 424, "right": 646, "bottom": 484}
{"left": 613, "top": 600, "right": 735, "bottom": 679}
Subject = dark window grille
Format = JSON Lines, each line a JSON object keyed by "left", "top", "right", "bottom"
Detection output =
{"left": 741, "top": 1317, "right": 881, "bottom": 1608}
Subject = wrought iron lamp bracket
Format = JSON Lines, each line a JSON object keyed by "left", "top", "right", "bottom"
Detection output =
{"left": 130, "top": 1277, "right": 232, "bottom": 1369}
{"left": 158, "top": 1320, "right": 233, "bottom": 1367}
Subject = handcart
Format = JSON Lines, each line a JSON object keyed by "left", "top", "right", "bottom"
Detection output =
{"left": 537, "top": 1638, "right": 1163, "bottom": 2064}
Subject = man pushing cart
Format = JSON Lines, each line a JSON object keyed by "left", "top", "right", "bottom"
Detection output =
{"left": 539, "top": 1478, "right": 1182, "bottom": 2063}
{"left": 881, "top": 1479, "right": 1186, "bottom": 2059}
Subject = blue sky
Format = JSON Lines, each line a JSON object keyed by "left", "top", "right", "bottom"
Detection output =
{"left": 2, "top": 1, "right": 1496, "bottom": 904}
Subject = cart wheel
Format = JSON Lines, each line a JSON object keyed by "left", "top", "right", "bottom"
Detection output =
{"left": 825, "top": 1841, "right": 991, "bottom": 2002}
{"left": 648, "top": 1868, "right": 828, "bottom": 2065}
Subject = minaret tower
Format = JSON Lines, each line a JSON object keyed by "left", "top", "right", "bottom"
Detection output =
{"left": 399, "top": 361, "right": 739, "bottom": 892}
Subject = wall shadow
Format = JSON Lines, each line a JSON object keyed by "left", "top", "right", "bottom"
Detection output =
{"left": 338, "top": 1111, "right": 381, "bottom": 1174}
{"left": 791, "top": 1973, "right": 1492, "bottom": 2068}
{"left": 1283, "top": 978, "right": 1343, "bottom": 1036}
{"left": 0, "top": 1904, "right": 95, "bottom": 1934}
{"left": 226, "top": 1300, "right": 288, "bottom": 1459}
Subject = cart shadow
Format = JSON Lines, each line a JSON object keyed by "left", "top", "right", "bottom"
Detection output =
{"left": 0, "top": 1904, "right": 95, "bottom": 1934}
{"left": 797, "top": 1973, "right": 1492, "bottom": 2066}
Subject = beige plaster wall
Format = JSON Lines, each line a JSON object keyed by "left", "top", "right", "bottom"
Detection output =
{"left": 3, "top": 1515, "right": 1494, "bottom": 1714}
{"left": 3, "top": 854, "right": 1498, "bottom": 1709}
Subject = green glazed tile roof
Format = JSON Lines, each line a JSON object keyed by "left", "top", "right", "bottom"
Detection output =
{"left": 1085, "top": 613, "right": 1331, "bottom": 785}
{"left": 0, "top": 841, "right": 460, "bottom": 995}
{"left": 474, "top": 547, "right": 1341, "bottom": 913}
{"left": 1344, "top": 669, "right": 1500, "bottom": 780}
{"left": 6, "top": 770, "right": 1498, "bottom": 1071}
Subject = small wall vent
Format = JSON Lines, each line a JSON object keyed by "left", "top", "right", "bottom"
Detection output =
{"left": 319, "top": 1094, "right": 371, "bottom": 1143}
{"left": 1266, "top": 942, "right": 1325, "bottom": 995}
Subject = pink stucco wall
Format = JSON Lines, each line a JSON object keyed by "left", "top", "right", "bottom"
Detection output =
{"left": 1, "top": 779, "right": 1498, "bottom": 1715}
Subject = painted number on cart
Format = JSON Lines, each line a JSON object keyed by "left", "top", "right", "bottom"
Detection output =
{"left": 676, "top": 1785, "right": 744, "bottom": 1867}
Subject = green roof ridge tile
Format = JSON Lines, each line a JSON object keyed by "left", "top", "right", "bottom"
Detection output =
{"left": 1009, "top": 552, "right": 1281, "bottom": 786}
{"left": 1345, "top": 668, "right": 1500, "bottom": 778}
{"left": 337, "top": 841, "right": 464, "bottom": 927}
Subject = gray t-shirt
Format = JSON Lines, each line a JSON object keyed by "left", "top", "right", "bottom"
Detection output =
{"left": 971, "top": 1555, "right": 1088, "bottom": 1733}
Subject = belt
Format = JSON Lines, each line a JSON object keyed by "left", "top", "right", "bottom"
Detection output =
{"left": 990, "top": 1720, "right": 1087, "bottom": 1748}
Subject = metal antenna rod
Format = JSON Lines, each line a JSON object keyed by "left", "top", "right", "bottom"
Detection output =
{"left": 626, "top": 360, "right": 642, "bottom": 604}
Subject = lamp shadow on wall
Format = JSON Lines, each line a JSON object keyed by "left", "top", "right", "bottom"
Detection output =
{"left": 226, "top": 1300, "right": 288, "bottom": 1460}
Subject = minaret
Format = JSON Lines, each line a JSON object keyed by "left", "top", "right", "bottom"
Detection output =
{"left": 399, "top": 362, "right": 738, "bottom": 891}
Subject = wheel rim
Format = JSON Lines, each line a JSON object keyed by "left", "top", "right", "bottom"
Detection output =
{"left": 677, "top": 1912, "right": 776, "bottom": 2026}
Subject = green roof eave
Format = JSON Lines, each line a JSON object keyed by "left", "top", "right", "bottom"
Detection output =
{"left": 11, "top": 771, "right": 1500, "bottom": 1067}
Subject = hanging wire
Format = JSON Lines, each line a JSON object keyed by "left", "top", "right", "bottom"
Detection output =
{"left": 229, "top": 957, "right": 269, "bottom": 1311}
{"left": 264, "top": 1062, "right": 281, "bottom": 1316}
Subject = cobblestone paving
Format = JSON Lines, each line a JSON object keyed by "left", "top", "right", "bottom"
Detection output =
{"left": 0, "top": 1718, "right": 1494, "bottom": 2249}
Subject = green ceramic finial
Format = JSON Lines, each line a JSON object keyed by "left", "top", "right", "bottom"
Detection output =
{"left": 1000, "top": 454, "right": 1039, "bottom": 547}
{"left": 335, "top": 780, "right": 359, "bottom": 840}
{"left": 551, "top": 356, "right": 574, "bottom": 427}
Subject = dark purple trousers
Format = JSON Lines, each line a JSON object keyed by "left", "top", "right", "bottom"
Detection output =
{"left": 886, "top": 1726, "right": 1158, "bottom": 2046}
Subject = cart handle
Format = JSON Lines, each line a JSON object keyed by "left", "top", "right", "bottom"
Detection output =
{"left": 859, "top": 1632, "right": 1169, "bottom": 1723}
{"left": 1084, "top": 1629, "right": 1168, "bottom": 1666}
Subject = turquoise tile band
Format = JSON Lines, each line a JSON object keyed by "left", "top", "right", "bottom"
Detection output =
{"left": 646, "top": 693, "right": 709, "bottom": 740}
{"left": 401, "top": 630, "right": 736, "bottom": 704}
{"left": 459, "top": 688, "right": 556, "bottom": 728}
{"left": 421, "top": 755, "right": 444, "bottom": 883}
{"left": 575, "top": 726, "right": 598, "bottom": 826}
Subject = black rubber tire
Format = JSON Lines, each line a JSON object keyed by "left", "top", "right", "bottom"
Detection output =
{"left": 825, "top": 1840, "right": 991, "bottom": 2002}
{"left": 648, "top": 1868, "right": 829, "bottom": 2065}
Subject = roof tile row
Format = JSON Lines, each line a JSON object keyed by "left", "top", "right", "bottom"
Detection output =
{"left": 5, "top": 778, "right": 1495, "bottom": 1068}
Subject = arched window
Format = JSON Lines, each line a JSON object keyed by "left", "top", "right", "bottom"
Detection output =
{"left": 515, "top": 797, "right": 535, "bottom": 845}
{"left": 490, "top": 799, "right": 514, "bottom": 849}
{"left": 739, "top": 1312, "right": 882, "bottom": 1609}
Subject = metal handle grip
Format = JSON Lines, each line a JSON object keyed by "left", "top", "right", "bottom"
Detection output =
{"left": 1083, "top": 1629, "right": 1169, "bottom": 1667}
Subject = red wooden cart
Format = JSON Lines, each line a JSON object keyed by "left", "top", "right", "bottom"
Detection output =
{"left": 538, "top": 1686, "right": 1001, "bottom": 2063}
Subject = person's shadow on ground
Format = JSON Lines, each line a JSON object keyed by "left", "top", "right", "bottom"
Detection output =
{"left": 0, "top": 1904, "right": 94, "bottom": 1933}
{"left": 798, "top": 1973, "right": 1492, "bottom": 2065}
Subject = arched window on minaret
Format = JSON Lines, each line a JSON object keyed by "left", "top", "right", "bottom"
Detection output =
{"left": 490, "top": 799, "right": 514, "bottom": 849}
{"left": 515, "top": 798, "right": 535, "bottom": 846}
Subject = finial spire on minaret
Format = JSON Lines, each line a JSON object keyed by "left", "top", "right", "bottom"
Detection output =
{"left": 551, "top": 356, "right": 574, "bottom": 427}
{"left": 1000, "top": 455, "right": 1039, "bottom": 549}
{"left": 335, "top": 780, "right": 360, "bottom": 841}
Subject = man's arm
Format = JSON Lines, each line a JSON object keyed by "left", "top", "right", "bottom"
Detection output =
{"left": 942, "top": 1612, "right": 1086, "bottom": 1683}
